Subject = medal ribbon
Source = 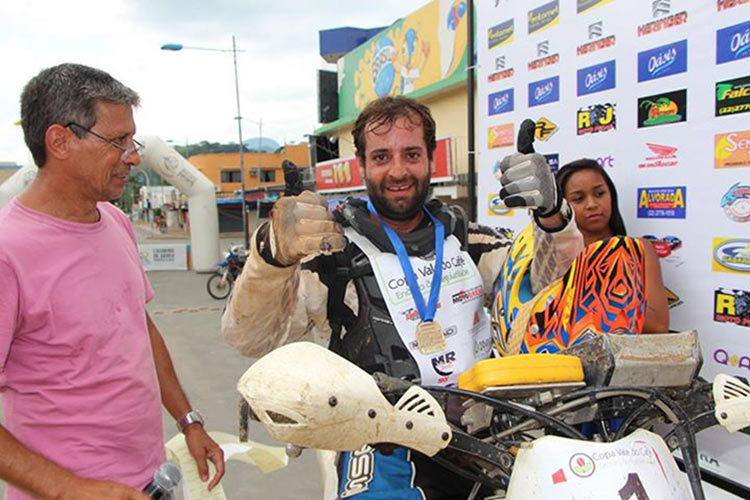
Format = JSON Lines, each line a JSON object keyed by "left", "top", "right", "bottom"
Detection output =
{"left": 367, "top": 200, "right": 444, "bottom": 322}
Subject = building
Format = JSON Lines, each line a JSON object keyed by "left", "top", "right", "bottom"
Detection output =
{"left": 314, "top": 0, "right": 470, "bottom": 208}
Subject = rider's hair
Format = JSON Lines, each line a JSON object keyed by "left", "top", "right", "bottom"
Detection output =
{"left": 20, "top": 63, "right": 140, "bottom": 167}
{"left": 352, "top": 96, "right": 437, "bottom": 166}
{"left": 556, "top": 158, "right": 627, "bottom": 237}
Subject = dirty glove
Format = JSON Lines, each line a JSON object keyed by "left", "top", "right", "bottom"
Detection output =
{"left": 268, "top": 190, "right": 347, "bottom": 266}
{"left": 495, "top": 152, "right": 561, "bottom": 217}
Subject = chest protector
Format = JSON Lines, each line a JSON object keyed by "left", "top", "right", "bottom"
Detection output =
{"left": 326, "top": 218, "right": 492, "bottom": 386}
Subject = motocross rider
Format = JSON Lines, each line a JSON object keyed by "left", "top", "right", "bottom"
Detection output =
{"left": 222, "top": 96, "right": 583, "bottom": 499}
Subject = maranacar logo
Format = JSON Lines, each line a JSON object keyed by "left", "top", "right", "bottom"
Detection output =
{"left": 715, "top": 131, "right": 750, "bottom": 168}
{"left": 721, "top": 182, "right": 750, "bottom": 222}
{"left": 638, "top": 89, "right": 687, "bottom": 128}
{"left": 713, "top": 238, "right": 750, "bottom": 273}
{"left": 528, "top": 0, "right": 560, "bottom": 34}
{"left": 714, "top": 288, "right": 750, "bottom": 328}
{"left": 577, "top": 21, "right": 615, "bottom": 55}
{"left": 639, "top": 143, "right": 678, "bottom": 168}
{"left": 716, "top": 21, "right": 750, "bottom": 65}
{"left": 535, "top": 117, "right": 558, "bottom": 142}
{"left": 488, "top": 123, "right": 515, "bottom": 148}
{"left": 577, "top": 60, "right": 616, "bottom": 96}
{"left": 718, "top": 0, "right": 750, "bottom": 11}
{"left": 488, "top": 88, "right": 515, "bottom": 116}
{"left": 638, "top": 2, "right": 688, "bottom": 37}
{"left": 528, "top": 76, "right": 560, "bottom": 107}
{"left": 716, "top": 75, "right": 750, "bottom": 117}
{"left": 637, "top": 39, "right": 687, "bottom": 82}
{"left": 637, "top": 186, "right": 686, "bottom": 219}
{"left": 488, "top": 18, "right": 514, "bottom": 49}
{"left": 488, "top": 55, "right": 515, "bottom": 82}
{"left": 577, "top": 0, "right": 612, "bottom": 14}
{"left": 577, "top": 103, "right": 616, "bottom": 135}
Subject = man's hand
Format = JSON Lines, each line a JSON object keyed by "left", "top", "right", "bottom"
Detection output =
{"left": 269, "top": 190, "right": 347, "bottom": 266}
{"left": 59, "top": 477, "right": 149, "bottom": 500}
{"left": 496, "top": 152, "right": 561, "bottom": 217}
{"left": 184, "top": 424, "right": 225, "bottom": 491}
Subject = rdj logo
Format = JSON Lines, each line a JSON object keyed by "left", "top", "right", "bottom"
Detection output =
{"left": 716, "top": 21, "right": 750, "bottom": 65}
{"left": 431, "top": 351, "right": 457, "bottom": 376}
{"left": 638, "top": 40, "right": 687, "bottom": 82}
{"left": 577, "top": 60, "right": 616, "bottom": 96}
{"left": 577, "top": 103, "right": 616, "bottom": 135}
{"left": 714, "top": 288, "right": 750, "bottom": 328}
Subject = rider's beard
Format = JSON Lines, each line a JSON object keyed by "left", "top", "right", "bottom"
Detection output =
{"left": 366, "top": 173, "right": 431, "bottom": 221}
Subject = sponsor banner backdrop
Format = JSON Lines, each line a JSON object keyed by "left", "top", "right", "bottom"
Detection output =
{"left": 138, "top": 244, "right": 189, "bottom": 271}
{"left": 476, "top": 0, "right": 750, "bottom": 486}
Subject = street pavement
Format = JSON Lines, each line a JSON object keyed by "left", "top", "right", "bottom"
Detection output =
{"left": 0, "top": 227, "right": 322, "bottom": 499}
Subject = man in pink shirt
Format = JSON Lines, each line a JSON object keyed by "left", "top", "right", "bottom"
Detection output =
{"left": 0, "top": 63, "right": 224, "bottom": 499}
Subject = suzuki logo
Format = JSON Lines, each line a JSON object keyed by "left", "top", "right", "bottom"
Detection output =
{"left": 653, "top": 0, "right": 670, "bottom": 17}
{"left": 495, "top": 55, "right": 506, "bottom": 70}
{"left": 537, "top": 40, "right": 550, "bottom": 56}
{"left": 589, "top": 21, "right": 603, "bottom": 40}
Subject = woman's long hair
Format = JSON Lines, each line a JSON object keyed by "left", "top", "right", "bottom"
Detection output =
{"left": 556, "top": 158, "right": 627, "bottom": 236}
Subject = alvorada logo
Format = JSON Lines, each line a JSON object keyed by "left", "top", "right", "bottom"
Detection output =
{"left": 721, "top": 182, "right": 750, "bottom": 222}
{"left": 528, "top": 0, "right": 560, "bottom": 34}
{"left": 715, "top": 130, "right": 750, "bottom": 168}
{"left": 488, "top": 88, "right": 514, "bottom": 116}
{"left": 717, "top": 21, "right": 750, "bottom": 65}
{"left": 637, "top": 186, "right": 686, "bottom": 219}
{"left": 718, "top": 0, "right": 750, "bottom": 11}
{"left": 529, "top": 76, "right": 560, "bottom": 107}
{"left": 488, "top": 55, "right": 515, "bottom": 82}
{"left": 577, "top": 60, "right": 616, "bottom": 96}
{"left": 712, "top": 238, "right": 750, "bottom": 273}
{"left": 577, "top": 0, "right": 612, "bottom": 15}
{"left": 577, "top": 103, "right": 616, "bottom": 135}
{"left": 714, "top": 288, "right": 750, "bottom": 328}
{"left": 638, "top": 1, "right": 688, "bottom": 37}
{"left": 577, "top": 21, "right": 616, "bottom": 56}
{"left": 716, "top": 75, "right": 750, "bottom": 117}
{"left": 639, "top": 143, "right": 678, "bottom": 168}
{"left": 638, "top": 39, "right": 687, "bottom": 82}
{"left": 638, "top": 89, "right": 687, "bottom": 128}
{"left": 528, "top": 40, "right": 559, "bottom": 70}
{"left": 488, "top": 18, "right": 514, "bottom": 49}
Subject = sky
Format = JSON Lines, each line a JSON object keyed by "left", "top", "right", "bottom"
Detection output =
{"left": 0, "top": 0, "right": 428, "bottom": 165}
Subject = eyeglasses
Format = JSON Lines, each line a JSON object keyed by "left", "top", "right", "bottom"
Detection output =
{"left": 66, "top": 122, "right": 145, "bottom": 160}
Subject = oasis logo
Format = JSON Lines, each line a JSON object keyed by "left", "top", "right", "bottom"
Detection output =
{"left": 488, "top": 88, "right": 514, "bottom": 116}
{"left": 638, "top": 1, "right": 688, "bottom": 37}
{"left": 535, "top": 117, "right": 558, "bottom": 142}
{"left": 715, "top": 131, "right": 750, "bottom": 168}
{"left": 638, "top": 89, "right": 687, "bottom": 128}
{"left": 721, "top": 182, "right": 750, "bottom": 222}
{"left": 487, "top": 193, "right": 514, "bottom": 217}
{"left": 637, "top": 186, "right": 686, "bottom": 219}
{"left": 712, "top": 238, "right": 750, "bottom": 273}
{"left": 488, "top": 55, "right": 515, "bottom": 82}
{"left": 528, "top": 40, "right": 559, "bottom": 70}
{"left": 577, "top": 21, "right": 616, "bottom": 56}
{"left": 716, "top": 75, "right": 750, "bottom": 117}
{"left": 716, "top": 21, "right": 750, "bottom": 65}
{"left": 488, "top": 123, "right": 514, "bottom": 148}
{"left": 638, "top": 39, "right": 687, "bottom": 82}
{"left": 714, "top": 288, "right": 750, "bottom": 328}
{"left": 528, "top": 0, "right": 560, "bottom": 34}
{"left": 714, "top": 348, "right": 750, "bottom": 370}
{"left": 639, "top": 143, "right": 678, "bottom": 168}
{"left": 577, "top": 0, "right": 612, "bottom": 14}
{"left": 431, "top": 351, "right": 457, "bottom": 376}
{"left": 577, "top": 60, "right": 616, "bottom": 96}
{"left": 577, "top": 103, "right": 616, "bottom": 135}
{"left": 718, "top": 0, "right": 750, "bottom": 11}
{"left": 529, "top": 76, "right": 560, "bottom": 107}
{"left": 489, "top": 18, "right": 514, "bottom": 49}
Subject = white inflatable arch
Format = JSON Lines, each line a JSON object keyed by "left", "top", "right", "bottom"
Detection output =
{"left": 0, "top": 137, "right": 220, "bottom": 272}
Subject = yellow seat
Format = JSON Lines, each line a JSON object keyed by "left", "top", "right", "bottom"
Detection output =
{"left": 458, "top": 354, "right": 584, "bottom": 392}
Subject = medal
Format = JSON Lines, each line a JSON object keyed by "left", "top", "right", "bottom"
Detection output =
{"left": 416, "top": 320, "right": 446, "bottom": 354}
{"left": 367, "top": 200, "right": 446, "bottom": 355}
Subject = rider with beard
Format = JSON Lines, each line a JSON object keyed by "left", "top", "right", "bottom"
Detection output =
{"left": 222, "top": 96, "right": 583, "bottom": 499}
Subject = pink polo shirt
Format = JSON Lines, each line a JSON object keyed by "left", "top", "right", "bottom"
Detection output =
{"left": 0, "top": 200, "right": 164, "bottom": 498}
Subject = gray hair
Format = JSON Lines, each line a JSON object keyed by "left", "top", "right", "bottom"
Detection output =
{"left": 20, "top": 63, "right": 140, "bottom": 167}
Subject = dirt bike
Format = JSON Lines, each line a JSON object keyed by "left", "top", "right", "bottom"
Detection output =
{"left": 237, "top": 331, "right": 750, "bottom": 500}
{"left": 206, "top": 245, "right": 246, "bottom": 300}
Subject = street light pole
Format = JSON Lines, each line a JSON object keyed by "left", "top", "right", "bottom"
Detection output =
{"left": 161, "top": 37, "right": 249, "bottom": 250}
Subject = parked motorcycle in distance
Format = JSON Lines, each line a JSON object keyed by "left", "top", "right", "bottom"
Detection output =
{"left": 206, "top": 245, "right": 246, "bottom": 300}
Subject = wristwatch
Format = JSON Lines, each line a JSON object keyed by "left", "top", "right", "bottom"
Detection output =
{"left": 176, "top": 410, "right": 205, "bottom": 433}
